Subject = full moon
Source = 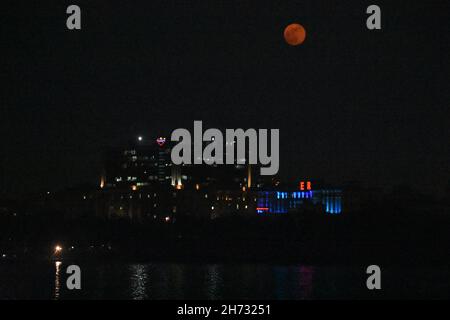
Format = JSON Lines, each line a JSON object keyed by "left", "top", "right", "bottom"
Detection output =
{"left": 284, "top": 23, "right": 306, "bottom": 46}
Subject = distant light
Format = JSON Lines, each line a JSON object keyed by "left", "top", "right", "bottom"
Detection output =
{"left": 131, "top": 185, "right": 137, "bottom": 191}
{"left": 138, "top": 136, "right": 143, "bottom": 141}
{"left": 165, "top": 216, "right": 170, "bottom": 222}
{"left": 54, "top": 245, "right": 63, "bottom": 254}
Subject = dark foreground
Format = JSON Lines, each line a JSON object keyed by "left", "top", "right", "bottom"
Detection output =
{"left": 1, "top": 211, "right": 450, "bottom": 299}
{"left": 2, "top": 211, "right": 450, "bottom": 265}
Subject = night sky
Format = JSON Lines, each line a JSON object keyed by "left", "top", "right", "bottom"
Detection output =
{"left": 2, "top": 1, "right": 449, "bottom": 195}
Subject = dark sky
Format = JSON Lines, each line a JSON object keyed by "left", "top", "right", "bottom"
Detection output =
{"left": 2, "top": 1, "right": 450, "bottom": 195}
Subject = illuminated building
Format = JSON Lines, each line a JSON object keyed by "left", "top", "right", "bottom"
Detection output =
{"left": 96, "top": 137, "right": 177, "bottom": 222}
{"left": 256, "top": 181, "right": 343, "bottom": 215}
{"left": 97, "top": 137, "right": 257, "bottom": 221}
{"left": 97, "top": 137, "right": 342, "bottom": 222}
{"left": 102, "top": 137, "right": 174, "bottom": 189}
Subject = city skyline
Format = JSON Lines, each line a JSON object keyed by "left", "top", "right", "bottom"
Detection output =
{"left": 2, "top": 1, "right": 450, "bottom": 196}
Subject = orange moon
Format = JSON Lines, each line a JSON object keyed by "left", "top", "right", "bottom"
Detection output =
{"left": 284, "top": 23, "right": 306, "bottom": 46}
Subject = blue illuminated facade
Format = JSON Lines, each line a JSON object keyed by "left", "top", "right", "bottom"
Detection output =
{"left": 256, "top": 189, "right": 342, "bottom": 215}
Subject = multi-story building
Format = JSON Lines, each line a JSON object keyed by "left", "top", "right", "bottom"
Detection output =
{"left": 101, "top": 137, "right": 174, "bottom": 190}
{"left": 96, "top": 137, "right": 257, "bottom": 222}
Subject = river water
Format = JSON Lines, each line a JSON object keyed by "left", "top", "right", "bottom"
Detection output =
{"left": 0, "top": 261, "right": 448, "bottom": 299}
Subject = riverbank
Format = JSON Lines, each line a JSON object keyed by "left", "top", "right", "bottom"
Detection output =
{"left": 2, "top": 213, "right": 450, "bottom": 266}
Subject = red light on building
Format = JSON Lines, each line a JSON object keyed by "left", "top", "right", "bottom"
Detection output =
{"left": 299, "top": 181, "right": 312, "bottom": 191}
{"left": 156, "top": 137, "right": 166, "bottom": 147}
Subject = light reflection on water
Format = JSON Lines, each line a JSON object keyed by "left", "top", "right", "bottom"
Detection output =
{"left": 298, "top": 266, "right": 314, "bottom": 299}
{"left": 128, "top": 264, "right": 149, "bottom": 300}
{"left": 205, "top": 264, "right": 222, "bottom": 300}
{"left": 121, "top": 263, "right": 315, "bottom": 300}
{"left": 53, "top": 261, "right": 62, "bottom": 300}
{"left": 1, "top": 262, "right": 447, "bottom": 299}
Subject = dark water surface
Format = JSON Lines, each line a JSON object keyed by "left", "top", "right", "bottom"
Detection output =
{"left": 0, "top": 261, "right": 449, "bottom": 299}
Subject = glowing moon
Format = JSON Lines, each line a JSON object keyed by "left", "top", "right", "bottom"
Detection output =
{"left": 284, "top": 23, "right": 306, "bottom": 46}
